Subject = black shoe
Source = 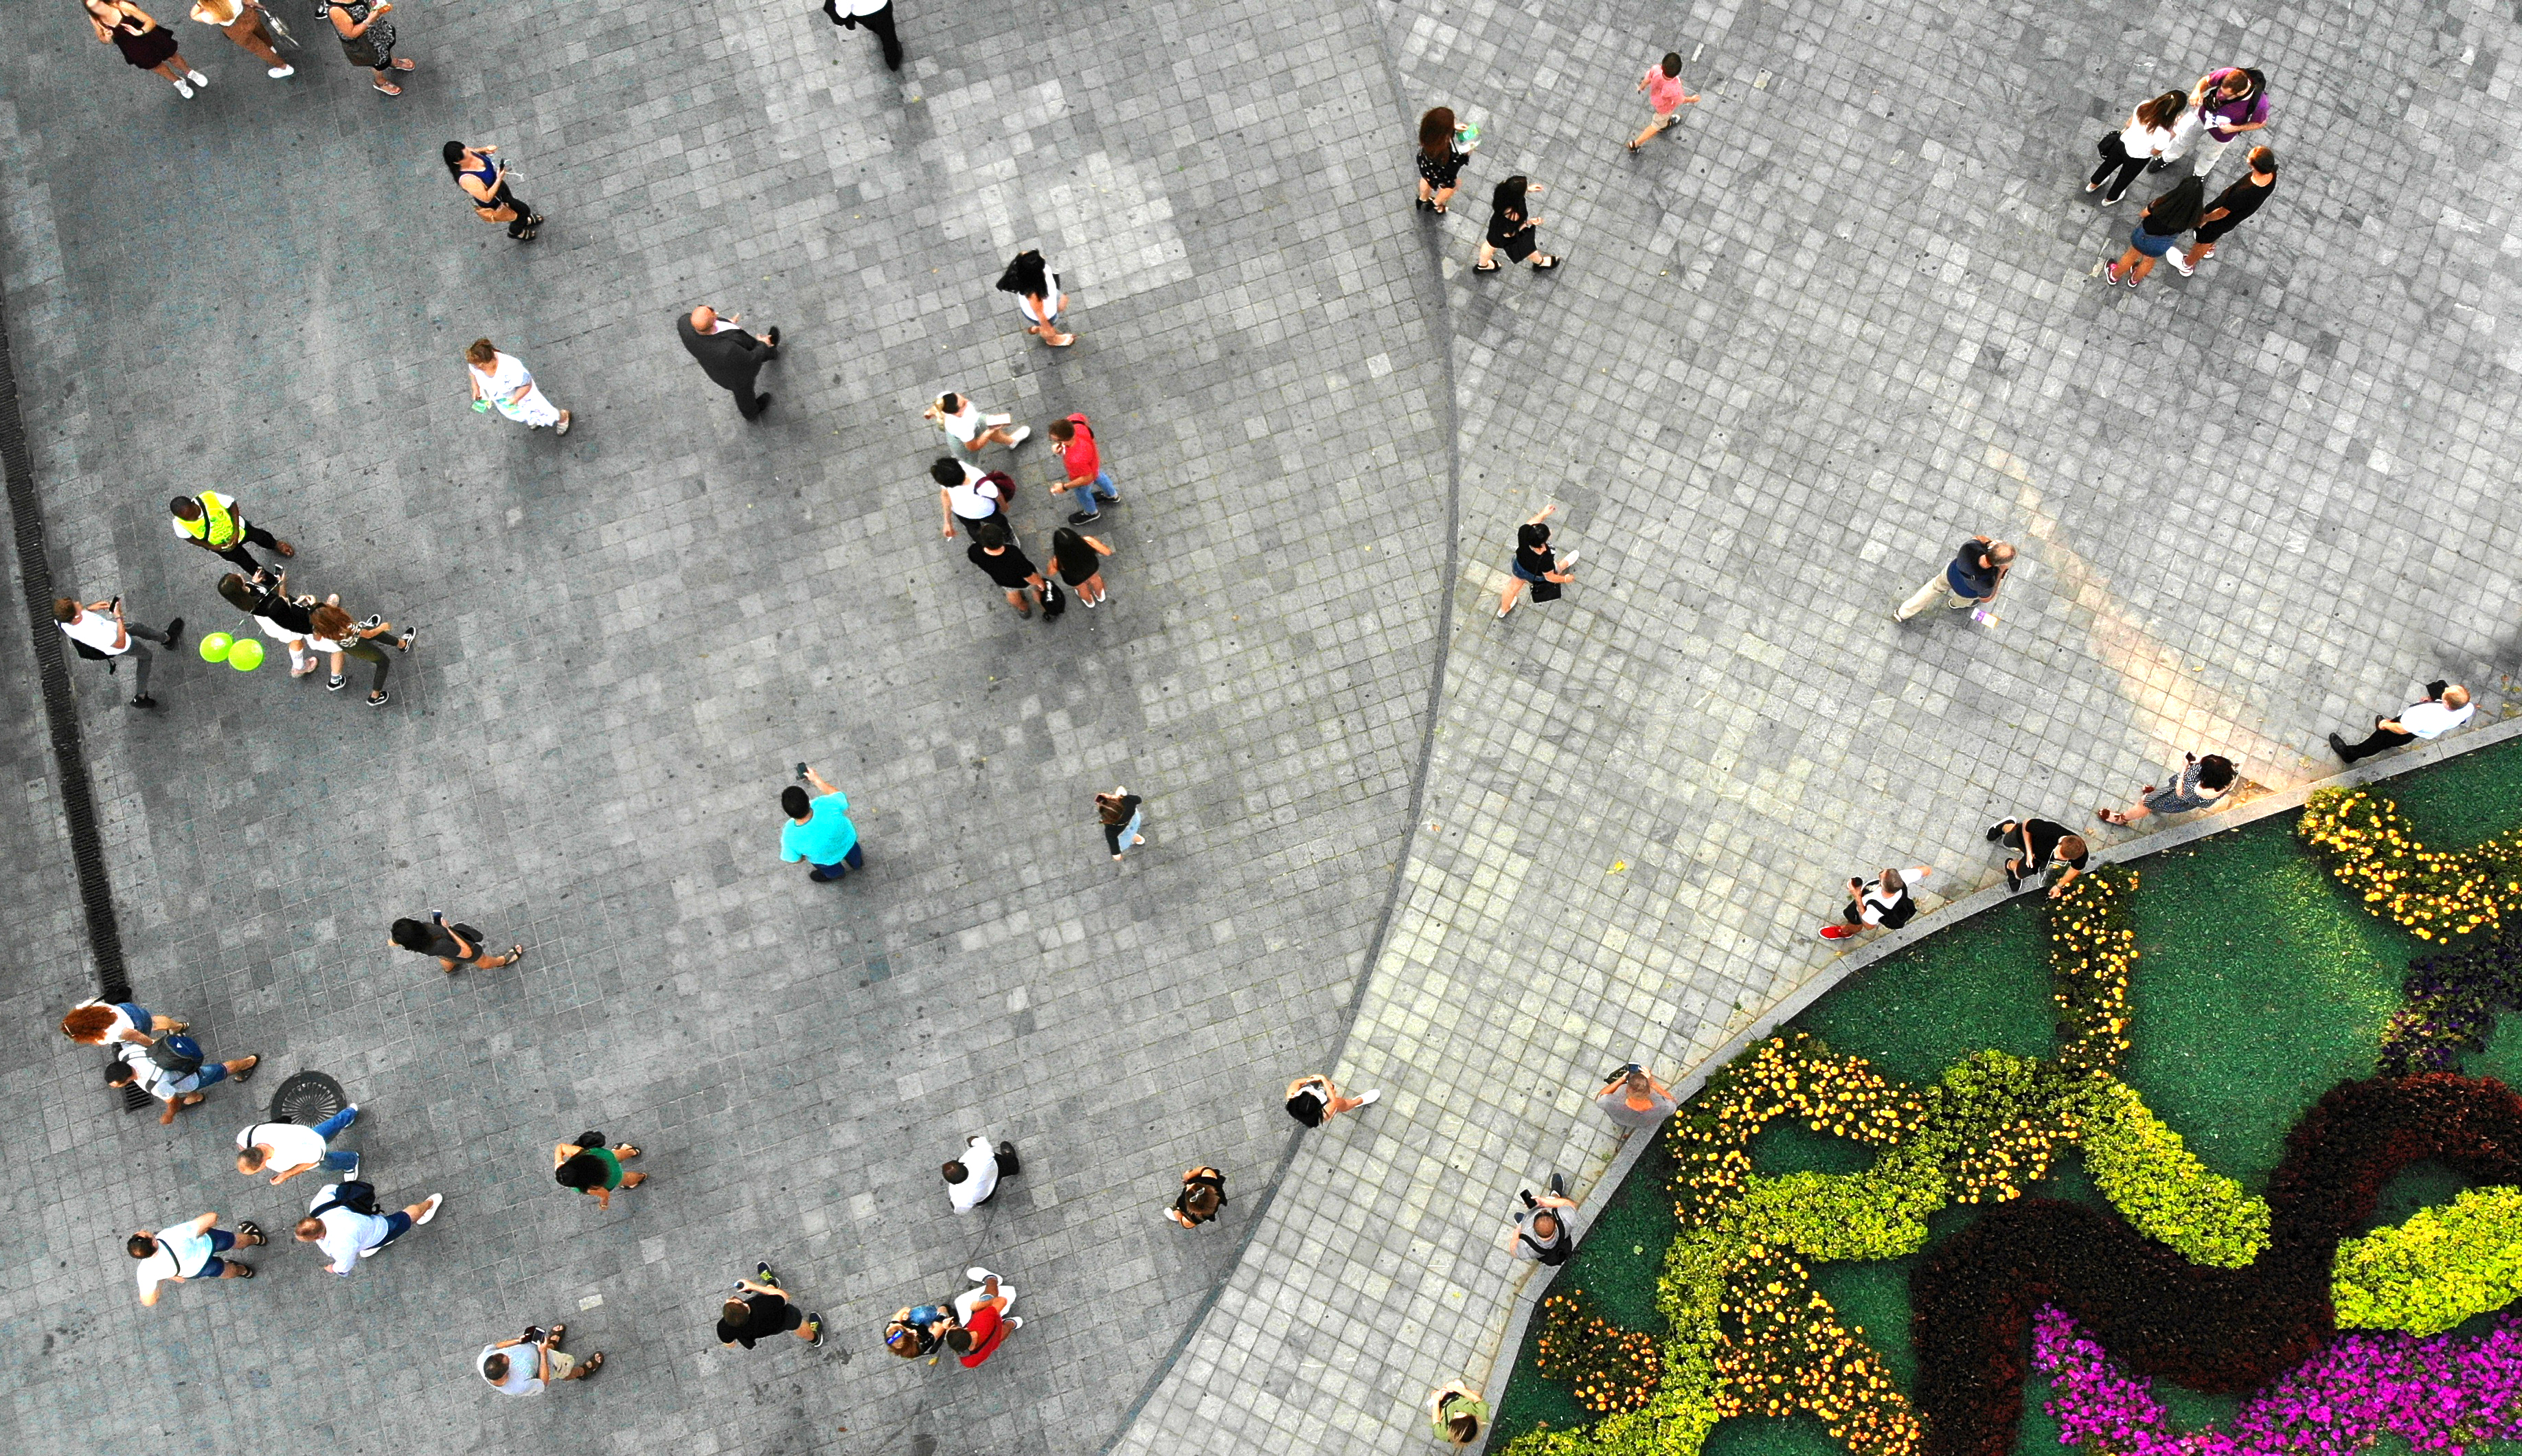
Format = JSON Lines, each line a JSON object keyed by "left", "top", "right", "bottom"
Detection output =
{"left": 366, "top": 690, "right": 389, "bottom": 708}
{"left": 749, "top": 394, "right": 773, "bottom": 418}
{"left": 2005, "top": 865, "right": 2022, "bottom": 894}
{"left": 1547, "top": 1172, "right": 1567, "bottom": 1198}
{"left": 2330, "top": 733, "right": 2352, "bottom": 761}
{"left": 1416, "top": 198, "right": 1433, "bottom": 212}
{"left": 2146, "top": 157, "right": 2168, "bottom": 172}
{"left": 1068, "top": 510, "right": 1102, "bottom": 525}
{"left": 162, "top": 617, "right": 185, "bottom": 651}
{"left": 763, "top": 328, "right": 780, "bottom": 348}
{"left": 757, "top": 1261, "right": 777, "bottom": 1285}
{"left": 130, "top": 694, "right": 157, "bottom": 709}
{"left": 1984, "top": 823, "right": 2006, "bottom": 842}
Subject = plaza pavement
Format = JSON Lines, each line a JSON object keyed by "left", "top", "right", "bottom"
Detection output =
{"left": 2, "top": 1, "right": 2519, "bottom": 1455}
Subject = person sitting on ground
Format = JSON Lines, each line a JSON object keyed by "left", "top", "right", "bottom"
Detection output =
{"left": 1987, "top": 817, "right": 2089, "bottom": 898}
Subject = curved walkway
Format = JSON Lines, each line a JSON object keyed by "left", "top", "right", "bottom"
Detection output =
{"left": 1113, "top": 0, "right": 2522, "bottom": 1451}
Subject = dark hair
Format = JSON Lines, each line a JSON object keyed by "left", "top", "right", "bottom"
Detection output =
{"left": 2141, "top": 174, "right": 2206, "bottom": 236}
{"left": 1182, "top": 1181, "right": 1222, "bottom": 1219}
{"left": 106, "top": 1060, "right": 135, "bottom": 1087}
{"left": 440, "top": 141, "right": 468, "bottom": 177}
{"left": 1447, "top": 1411, "right": 1481, "bottom": 1442}
{"left": 995, "top": 249, "right": 1051, "bottom": 297}
{"left": 2249, "top": 146, "right": 2277, "bottom": 177}
{"left": 170, "top": 495, "right": 200, "bottom": 520}
{"left": 390, "top": 918, "right": 433, "bottom": 951}
{"left": 970, "top": 519, "right": 1012, "bottom": 549}
{"left": 1053, "top": 527, "right": 1091, "bottom": 573}
{"left": 52, "top": 597, "right": 78, "bottom": 622}
{"left": 555, "top": 1153, "right": 608, "bottom": 1190}
{"left": 2137, "top": 91, "right": 2187, "bottom": 131}
{"left": 1516, "top": 522, "right": 1549, "bottom": 550}
{"left": 127, "top": 1233, "right": 157, "bottom": 1260}
{"left": 1047, "top": 418, "right": 1076, "bottom": 442}
{"left": 944, "top": 1327, "right": 975, "bottom": 1353}
{"left": 2196, "top": 754, "right": 2237, "bottom": 790}
{"left": 1419, "top": 106, "right": 1455, "bottom": 159}
{"left": 938, "top": 391, "right": 962, "bottom": 414}
{"left": 1095, "top": 792, "right": 1132, "bottom": 826}
{"left": 1661, "top": 52, "right": 1682, "bottom": 77}
{"left": 931, "top": 457, "right": 964, "bottom": 486}
{"left": 2225, "top": 67, "right": 2264, "bottom": 100}
{"left": 781, "top": 786, "right": 812, "bottom": 820}
{"left": 1285, "top": 1092, "right": 1325, "bottom": 1128}
{"left": 1492, "top": 175, "right": 1528, "bottom": 220}
{"left": 722, "top": 1297, "right": 751, "bottom": 1327}
{"left": 466, "top": 338, "right": 499, "bottom": 367}
{"left": 217, "top": 574, "right": 257, "bottom": 613}
{"left": 941, "top": 1161, "right": 968, "bottom": 1184}
{"left": 480, "top": 1352, "right": 510, "bottom": 1383}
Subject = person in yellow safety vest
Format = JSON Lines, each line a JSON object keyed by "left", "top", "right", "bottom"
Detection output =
{"left": 170, "top": 492, "right": 293, "bottom": 573}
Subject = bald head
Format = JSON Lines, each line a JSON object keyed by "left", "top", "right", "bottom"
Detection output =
{"left": 689, "top": 306, "right": 718, "bottom": 332}
{"left": 2446, "top": 685, "right": 2471, "bottom": 709}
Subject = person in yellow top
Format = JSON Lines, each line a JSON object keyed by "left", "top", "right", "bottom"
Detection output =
{"left": 170, "top": 491, "right": 293, "bottom": 573}
{"left": 185, "top": 0, "right": 291, "bottom": 78}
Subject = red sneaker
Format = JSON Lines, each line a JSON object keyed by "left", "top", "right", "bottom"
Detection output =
{"left": 1819, "top": 924, "right": 1858, "bottom": 941}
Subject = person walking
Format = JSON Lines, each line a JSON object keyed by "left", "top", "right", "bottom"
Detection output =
{"left": 1095, "top": 786, "right": 1144, "bottom": 862}
{"left": 2155, "top": 67, "right": 2269, "bottom": 177}
{"left": 132, "top": 1213, "right": 264, "bottom": 1303}
{"left": 84, "top": 0, "right": 207, "bottom": 98}
{"left": 780, "top": 765, "right": 863, "bottom": 882}
{"left": 676, "top": 305, "right": 781, "bottom": 420}
{"left": 1165, "top": 1166, "right": 1227, "bottom": 1229}
{"left": 1049, "top": 527, "right": 1114, "bottom": 608}
{"left": 885, "top": 1300, "right": 954, "bottom": 1359}
{"left": 1894, "top": 534, "right": 2012, "bottom": 622}
{"left": 554, "top": 1134, "right": 646, "bottom": 1209}
{"left": 933, "top": 457, "right": 1014, "bottom": 541}
{"left": 1986, "top": 817, "right": 2089, "bottom": 896}
{"left": 1626, "top": 52, "right": 1701, "bottom": 151}
{"left": 186, "top": 0, "right": 291, "bottom": 78}
{"left": 942, "top": 1135, "right": 1019, "bottom": 1214}
{"left": 2096, "top": 751, "right": 2236, "bottom": 826}
{"left": 945, "top": 1269, "right": 1021, "bottom": 1367}
{"left": 1506, "top": 1174, "right": 1577, "bottom": 1264}
{"left": 54, "top": 595, "right": 181, "bottom": 708}
{"left": 1416, "top": 106, "right": 1475, "bottom": 213}
{"left": 216, "top": 571, "right": 319, "bottom": 676}
{"left": 927, "top": 391, "right": 1028, "bottom": 455}
{"left": 1285, "top": 1073, "right": 1378, "bottom": 1128}
{"left": 2103, "top": 174, "right": 2205, "bottom": 290}
{"left": 171, "top": 491, "right": 292, "bottom": 574}
{"left": 1593, "top": 1064, "right": 1677, "bottom": 1132}
{"left": 479, "top": 1324, "right": 602, "bottom": 1392}
{"left": 307, "top": 600, "right": 411, "bottom": 708}
{"left": 1428, "top": 1382, "right": 1489, "bottom": 1446}
{"left": 1475, "top": 175, "right": 1560, "bottom": 272}
{"left": 465, "top": 339, "right": 570, "bottom": 433}
{"left": 111, "top": 1038, "right": 260, "bottom": 1125}
{"left": 2087, "top": 91, "right": 2185, "bottom": 205}
{"left": 238, "top": 1105, "right": 361, "bottom": 1184}
{"left": 444, "top": 143, "right": 542, "bottom": 241}
{"left": 821, "top": 0, "right": 902, "bottom": 70}
{"left": 719, "top": 1262, "right": 824, "bottom": 1350}
{"left": 2332, "top": 682, "right": 2474, "bottom": 764}
{"left": 60, "top": 997, "right": 185, "bottom": 1049}
{"left": 295, "top": 1181, "right": 444, "bottom": 1275}
{"left": 995, "top": 250, "right": 1073, "bottom": 348}
{"left": 966, "top": 521, "right": 1052, "bottom": 619}
{"left": 2168, "top": 148, "right": 2276, "bottom": 274}
{"left": 389, "top": 910, "right": 521, "bottom": 972}
{"left": 1048, "top": 413, "right": 1117, "bottom": 523}
{"left": 321, "top": 0, "right": 412, "bottom": 95}
{"left": 1818, "top": 864, "right": 1933, "bottom": 941}
{"left": 1497, "top": 504, "right": 1578, "bottom": 618}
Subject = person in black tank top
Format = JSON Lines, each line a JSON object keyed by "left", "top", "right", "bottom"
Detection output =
{"left": 1167, "top": 1166, "right": 1227, "bottom": 1228}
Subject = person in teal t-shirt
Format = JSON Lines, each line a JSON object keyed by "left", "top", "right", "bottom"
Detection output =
{"left": 779, "top": 766, "right": 863, "bottom": 882}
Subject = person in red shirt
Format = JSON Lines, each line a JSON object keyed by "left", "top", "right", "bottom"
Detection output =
{"left": 944, "top": 1269, "right": 1022, "bottom": 1367}
{"left": 1048, "top": 413, "right": 1120, "bottom": 525}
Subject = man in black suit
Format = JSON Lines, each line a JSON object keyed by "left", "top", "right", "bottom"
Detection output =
{"left": 676, "top": 306, "right": 782, "bottom": 420}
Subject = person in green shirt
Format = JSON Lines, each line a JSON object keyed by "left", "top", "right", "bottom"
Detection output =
{"left": 1428, "top": 1382, "right": 1487, "bottom": 1445}
{"left": 780, "top": 766, "right": 864, "bottom": 882}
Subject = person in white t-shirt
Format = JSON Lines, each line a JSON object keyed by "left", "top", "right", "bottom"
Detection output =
{"left": 942, "top": 1135, "right": 1017, "bottom": 1212}
{"left": 238, "top": 1105, "right": 361, "bottom": 1184}
{"left": 2333, "top": 682, "right": 2475, "bottom": 764}
{"left": 924, "top": 391, "right": 1029, "bottom": 457}
{"left": 478, "top": 1323, "right": 602, "bottom": 1393}
{"left": 819, "top": 0, "right": 901, "bottom": 70}
{"left": 53, "top": 595, "right": 183, "bottom": 707}
{"left": 931, "top": 457, "right": 1012, "bottom": 541}
{"left": 295, "top": 1183, "right": 444, "bottom": 1276}
{"left": 130, "top": 1212, "right": 265, "bottom": 1304}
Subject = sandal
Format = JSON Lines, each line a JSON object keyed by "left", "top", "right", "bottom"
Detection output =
{"left": 238, "top": 1220, "right": 264, "bottom": 1244}
{"left": 1432, "top": 203, "right": 1446, "bottom": 214}
{"left": 1534, "top": 254, "right": 1563, "bottom": 271}
{"left": 1473, "top": 260, "right": 1499, "bottom": 273}
{"left": 390, "top": 57, "right": 416, "bottom": 70}
{"left": 505, "top": 944, "right": 525, "bottom": 964}
{"left": 231, "top": 1056, "right": 259, "bottom": 1084}
{"left": 2095, "top": 807, "right": 2123, "bottom": 825}
{"left": 577, "top": 1352, "right": 604, "bottom": 1377}
{"left": 273, "top": 540, "right": 295, "bottom": 558}
{"left": 374, "top": 80, "right": 402, "bottom": 95}
{"left": 234, "top": 1263, "right": 256, "bottom": 1278}
{"left": 616, "top": 1146, "right": 641, "bottom": 1158}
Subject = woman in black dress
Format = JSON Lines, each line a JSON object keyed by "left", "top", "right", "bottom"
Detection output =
{"left": 1049, "top": 526, "right": 1114, "bottom": 608}
{"left": 1416, "top": 106, "right": 1474, "bottom": 214}
{"left": 324, "top": 0, "right": 415, "bottom": 96}
{"left": 1475, "top": 175, "right": 1559, "bottom": 273}
{"left": 84, "top": 0, "right": 205, "bottom": 98}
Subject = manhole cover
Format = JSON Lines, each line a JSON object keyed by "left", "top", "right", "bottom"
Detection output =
{"left": 269, "top": 1071, "right": 348, "bottom": 1126}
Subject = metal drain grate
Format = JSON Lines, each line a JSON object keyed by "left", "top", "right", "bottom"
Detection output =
{"left": 269, "top": 1071, "right": 348, "bottom": 1126}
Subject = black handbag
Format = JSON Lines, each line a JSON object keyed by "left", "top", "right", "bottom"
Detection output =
{"left": 1531, "top": 580, "right": 1563, "bottom": 603}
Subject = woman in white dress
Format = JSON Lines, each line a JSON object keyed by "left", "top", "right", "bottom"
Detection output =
{"left": 464, "top": 338, "right": 570, "bottom": 433}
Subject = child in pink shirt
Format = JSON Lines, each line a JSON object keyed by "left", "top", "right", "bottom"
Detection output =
{"left": 1628, "top": 52, "right": 1701, "bottom": 151}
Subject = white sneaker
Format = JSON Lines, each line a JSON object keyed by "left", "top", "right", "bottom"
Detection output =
{"left": 269, "top": 65, "right": 295, "bottom": 79}
{"left": 187, "top": 70, "right": 208, "bottom": 85}
{"left": 2166, "top": 250, "right": 2196, "bottom": 277}
{"left": 415, "top": 1193, "right": 444, "bottom": 1225}
{"left": 1356, "top": 1089, "right": 1383, "bottom": 1107}
{"left": 1006, "top": 1316, "right": 1023, "bottom": 1330}
{"left": 173, "top": 80, "right": 195, "bottom": 98}
{"left": 965, "top": 1266, "right": 997, "bottom": 1283}
{"left": 1004, "top": 426, "right": 1032, "bottom": 448}
{"left": 981, "top": 413, "right": 1012, "bottom": 426}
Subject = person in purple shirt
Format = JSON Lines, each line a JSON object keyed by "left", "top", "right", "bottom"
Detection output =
{"left": 2154, "top": 67, "right": 2267, "bottom": 177}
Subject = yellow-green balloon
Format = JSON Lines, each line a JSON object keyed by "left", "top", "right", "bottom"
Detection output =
{"left": 198, "top": 631, "right": 233, "bottom": 663}
{"left": 227, "top": 637, "right": 265, "bottom": 671}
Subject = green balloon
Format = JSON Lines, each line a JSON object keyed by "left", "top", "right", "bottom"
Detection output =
{"left": 227, "top": 637, "right": 265, "bottom": 672}
{"left": 198, "top": 631, "right": 233, "bottom": 663}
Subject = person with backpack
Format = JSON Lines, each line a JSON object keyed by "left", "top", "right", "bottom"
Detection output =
{"left": 109, "top": 1036, "right": 258, "bottom": 1125}
{"left": 1164, "top": 1166, "right": 1227, "bottom": 1229}
{"left": 1505, "top": 1174, "right": 1576, "bottom": 1264}
{"left": 1817, "top": 864, "right": 1933, "bottom": 942}
{"left": 295, "top": 1180, "right": 443, "bottom": 1275}
{"left": 58, "top": 997, "right": 186, "bottom": 1048}
{"left": 388, "top": 911, "right": 522, "bottom": 973}
{"left": 885, "top": 1300, "right": 953, "bottom": 1358}
{"left": 1047, "top": 413, "right": 1118, "bottom": 523}
{"left": 942, "top": 1135, "right": 1020, "bottom": 1213}
{"left": 131, "top": 1212, "right": 266, "bottom": 1304}
{"left": 54, "top": 594, "right": 183, "bottom": 708}
{"left": 238, "top": 1104, "right": 362, "bottom": 1183}
{"left": 933, "top": 456, "right": 1014, "bottom": 541}
{"left": 554, "top": 1133, "right": 646, "bottom": 1209}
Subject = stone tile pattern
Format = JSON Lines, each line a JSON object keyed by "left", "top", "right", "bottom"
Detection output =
{"left": 0, "top": 2, "right": 1449, "bottom": 1453}
{"left": 1117, "top": 0, "right": 2522, "bottom": 1451}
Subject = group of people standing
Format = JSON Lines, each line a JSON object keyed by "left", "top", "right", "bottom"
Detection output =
{"left": 2093, "top": 66, "right": 2280, "bottom": 288}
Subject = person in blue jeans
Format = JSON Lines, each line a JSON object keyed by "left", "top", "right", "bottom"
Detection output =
{"left": 110, "top": 1040, "right": 260, "bottom": 1125}
{"left": 781, "top": 766, "right": 864, "bottom": 882}
{"left": 132, "top": 1212, "right": 266, "bottom": 1304}
{"left": 237, "top": 1104, "right": 361, "bottom": 1184}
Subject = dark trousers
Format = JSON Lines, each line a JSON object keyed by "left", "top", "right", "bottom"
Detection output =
{"left": 488, "top": 181, "right": 538, "bottom": 238}
{"left": 2338, "top": 720, "right": 2416, "bottom": 764}
{"left": 204, "top": 522, "right": 282, "bottom": 573}
{"left": 340, "top": 639, "right": 391, "bottom": 693}
{"left": 731, "top": 371, "right": 769, "bottom": 418}
{"left": 2090, "top": 134, "right": 2146, "bottom": 201}
{"left": 808, "top": 843, "right": 866, "bottom": 881}
{"left": 826, "top": 0, "right": 903, "bottom": 69}
{"left": 111, "top": 623, "right": 173, "bottom": 698}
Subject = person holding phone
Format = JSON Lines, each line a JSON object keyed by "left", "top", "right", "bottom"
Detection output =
{"left": 185, "top": 0, "right": 291, "bottom": 78}
{"left": 1593, "top": 1065, "right": 1677, "bottom": 1130}
{"left": 780, "top": 766, "right": 863, "bottom": 883}
{"left": 54, "top": 594, "right": 183, "bottom": 707}
{"left": 1497, "top": 503, "right": 1576, "bottom": 617}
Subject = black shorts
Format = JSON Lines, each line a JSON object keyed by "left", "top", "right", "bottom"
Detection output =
{"left": 1490, "top": 227, "right": 1536, "bottom": 262}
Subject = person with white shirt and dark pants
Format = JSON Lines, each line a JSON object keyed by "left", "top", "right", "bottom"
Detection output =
{"left": 54, "top": 595, "right": 182, "bottom": 707}
{"left": 942, "top": 1135, "right": 1019, "bottom": 1212}
{"left": 2332, "top": 682, "right": 2475, "bottom": 764}
{"left": 295, "top": 1182, "right": 444, "bottom": 1275}
{"left": 821, "top": 0, "right": 901, "bottom": 70}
